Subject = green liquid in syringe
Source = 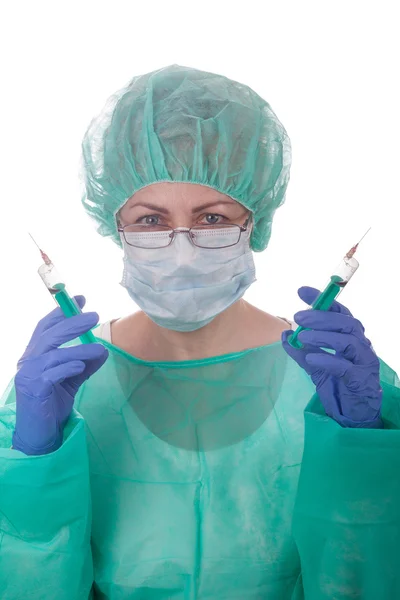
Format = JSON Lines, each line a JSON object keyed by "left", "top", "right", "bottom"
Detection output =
{"left": 49, "top": 283, "right": 96, "bottom": 343}
{"left": 311, "top": 274, "right": 347, "bottom": 311}
{"left": 49, "top": 283, "right": 81, "bottom": 318}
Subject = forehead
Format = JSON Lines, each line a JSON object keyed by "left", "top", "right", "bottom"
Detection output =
{"left": 123, "top": 182, "right": 237, "bottom": 210}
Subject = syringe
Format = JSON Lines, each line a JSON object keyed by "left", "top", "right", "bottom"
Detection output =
{"left": 289, "top": 228, "right": 371, "bottom": 349}
{"left": 29, "top": 234, "right": 97, "bottom": 344}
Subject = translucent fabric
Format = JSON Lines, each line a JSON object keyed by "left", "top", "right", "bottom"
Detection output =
{"left": 1, "top": 341, "right": 400, "bottom": 599}
{"left": 80, "top": 64, "right": 291, "bottom": 252}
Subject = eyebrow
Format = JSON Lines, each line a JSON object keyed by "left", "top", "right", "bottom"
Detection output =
{"left": 128, "top": 200, "right": 238, "bottom": 214}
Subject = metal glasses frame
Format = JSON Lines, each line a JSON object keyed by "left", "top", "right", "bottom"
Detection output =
{"left": 117, "top": 216, "right": 251, "bottom": 250}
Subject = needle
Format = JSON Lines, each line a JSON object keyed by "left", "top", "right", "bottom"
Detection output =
{"left": 28, "top": 232, "right": 52, "bottom": 266}
{"left": 345, "top": 227, "right": 371, "bottom": 259}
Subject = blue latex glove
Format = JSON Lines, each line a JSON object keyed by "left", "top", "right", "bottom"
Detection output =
{"left": 282, "top": 286, "right": 383, "bottom": 428}
{"left": 13, "top": 296, "right": 109, "bottom": 455}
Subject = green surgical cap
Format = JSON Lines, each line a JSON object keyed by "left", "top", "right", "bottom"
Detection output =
{"left": 80, "top": 64, "right": 291, "bottom": 251}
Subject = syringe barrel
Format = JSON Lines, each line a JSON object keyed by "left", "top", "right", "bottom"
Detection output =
{"left": 313, "top": 256, "right": 360, "bottom": 310}
{"left": 38, "top": 262, "right": 65, "bottom": 292}
{"left": 332, "top": 256, "right": 359, "bottom": 284}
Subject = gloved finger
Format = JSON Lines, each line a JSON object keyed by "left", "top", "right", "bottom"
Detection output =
{"left": 70, "top": 346, "right": 109, "bottom": 387}
{"left": 40, "top": 344, "right": 109, "bottom": 386}
{"left": 294, "top": 310, "right": 367, "bottom": 341}
{"left": 305, "top": 352, "right": 352, "bottom": 378}
{"left": 15, "top": 360, "right": 87, "bottom": 399}
{"left": 281, "top": 329, "right": 303, "bottom": 356}
{"left": 17, "top": 344, "right": 108, "bottom": 400}
{"left": 298, "top": 330, "right": 372, "bottom": 364}
{"left": 305, "top": 352, "right": 379, "bottom": 384}
{"left": 298, "top": 286, "right": 353, "bottom": 317}
{"left": 31, "top": 312, "right": 100, "bottom": 357}
{"left": 281, "top": 330, "right": 328, "bottom": 374}
{"left": 282, "top": 329, "right": 330, "bottom": 354}
{"left": 305, "top": 352, "right": 381, "bottom": 402}
{"left": 20, "top": 296, "right": 87, "bottom": 362}
{"left": 42, "top": 360, "right": 87, "bottom": 385}
{"left": 36, "top": 343, "right": 108, "bottom": 373}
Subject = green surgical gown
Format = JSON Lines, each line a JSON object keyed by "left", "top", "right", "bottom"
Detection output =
{"left": 1, "top": 338, "right": 400, "bottom": 599}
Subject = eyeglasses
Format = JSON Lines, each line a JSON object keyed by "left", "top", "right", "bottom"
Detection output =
{"left": 118, "top": 217, "right": 251, "bottom": 250}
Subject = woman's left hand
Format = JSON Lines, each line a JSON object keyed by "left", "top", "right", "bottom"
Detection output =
{"left": 282, "top": 286, "right": 383, "bottom": 428}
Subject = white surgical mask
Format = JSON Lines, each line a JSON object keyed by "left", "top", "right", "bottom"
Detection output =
{"left": 120, "top": 225, "right": 256, "bottom": 332}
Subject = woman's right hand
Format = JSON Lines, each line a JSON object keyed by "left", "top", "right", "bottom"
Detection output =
{"left": 12, "top": 296, "right": 109, "bottom": 456}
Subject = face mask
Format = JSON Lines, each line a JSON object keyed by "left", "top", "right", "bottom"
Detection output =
{"left": 120, "top": 226, "right": 256, "bottom": 332}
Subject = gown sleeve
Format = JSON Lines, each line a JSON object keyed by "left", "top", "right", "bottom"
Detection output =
{"left": 293, "top": 359, "right": 400, "bottom": 599}
{"left": 0, "top": 379, "right": 93, "bottom": 600}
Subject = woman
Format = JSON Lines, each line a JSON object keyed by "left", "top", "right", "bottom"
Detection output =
{"left": 1, "top": 65, "right": 399, "bottom": 600}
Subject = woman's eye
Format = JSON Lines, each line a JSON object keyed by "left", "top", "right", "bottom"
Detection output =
{"left": 203, "top": 214, "right": 224, "bottom": 225}
{"left": 137, "top": 215, "right": 160, "bottom": 226}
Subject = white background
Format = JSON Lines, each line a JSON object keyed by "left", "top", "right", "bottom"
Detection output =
{"left": 0, "top": 1, "right": 399, "bottom": 392}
